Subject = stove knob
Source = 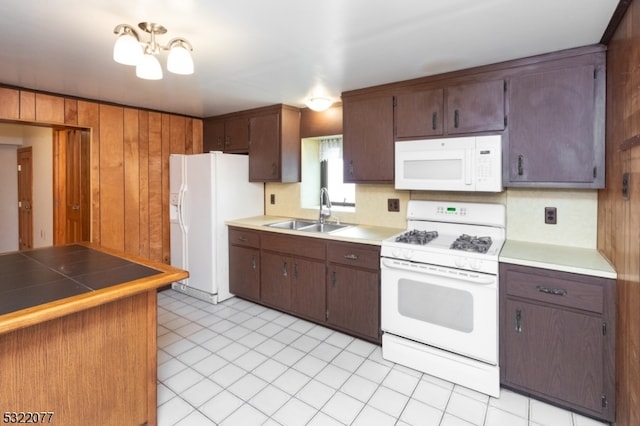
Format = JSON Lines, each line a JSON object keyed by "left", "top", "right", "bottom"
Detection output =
{"left": 454, "top": 258, "right": 467, "bottom": 268}
{"left": 392, "top": 248, "right": 401, "bottom": 258}
{"left": 469, "top": 259, "right": 482, "bottom": 270}
{"left": 402, "top": 249, "right": 413, "bottom": 260}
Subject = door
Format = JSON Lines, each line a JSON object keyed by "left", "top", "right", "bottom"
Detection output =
{"left": 53, "top": 129, "right": 90, "bottom": 245}
{"left": 17, "top": 147, "right": 33, "bottom": 251}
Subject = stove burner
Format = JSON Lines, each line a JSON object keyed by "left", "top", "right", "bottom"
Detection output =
{"left": 450, "top": 234, "right": 493, "bottom": 253}
{"left": 395, "top": 230, "right": 439, "bottom": 245}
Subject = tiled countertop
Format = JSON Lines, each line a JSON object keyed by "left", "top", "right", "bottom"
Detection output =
{"left": 225, "top": 215, "right": 404, "bottom": 246}
{"left": 0, "top": 243, "right": 188, "bottom": 333}
{"left": 499, "top": 240, "right": 617, "bottom": 279}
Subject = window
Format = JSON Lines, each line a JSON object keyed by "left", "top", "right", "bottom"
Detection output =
{"left": 300, "top": 135, "right": 355, "bottom": 211}
{"left": 319, "top": 136, "right": 355, "bottom": 207}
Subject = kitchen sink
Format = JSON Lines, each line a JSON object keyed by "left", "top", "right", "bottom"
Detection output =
{"left": 266, "top": 219, "right": 317, "bottom": 230}
{"left": 266, "top": 219, "right": 351, "bottom": 233}
{"left": 297, "top": 222, "right": 351, "bottom": 233}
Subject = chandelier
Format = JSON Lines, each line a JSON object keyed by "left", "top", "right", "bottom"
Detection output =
{"left": 113, "top": 22, "right": 194, "bottom": 80}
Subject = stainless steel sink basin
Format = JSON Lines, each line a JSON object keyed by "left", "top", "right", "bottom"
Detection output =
{"left": 265, "top": 219, "right": 351, "bottom": 233}
{"left": 297, "top": 222, "right": 351, "bottom": 233}
{"left": 266, "top": 219, "right": 317, "bottom": 230}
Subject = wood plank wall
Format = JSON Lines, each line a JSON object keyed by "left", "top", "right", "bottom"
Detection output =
{"left": 0, "top": 89, "right": 203, "bottom": 265}
{"left": 599, "top": 2, "right": 640, "bottom": 425}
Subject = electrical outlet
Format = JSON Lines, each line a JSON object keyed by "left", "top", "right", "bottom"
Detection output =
{"left": 270, "top": 194, "right": 276, "bottom": 204}
{"left": 387, "top": 198, "right": 400, "bottom": 212}
{"left": 545, "top": 207, "right": 557, "bottom": 224}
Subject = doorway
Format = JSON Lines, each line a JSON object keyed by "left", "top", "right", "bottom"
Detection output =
{"left": 53, "top": 128, "right": 90, "bottom": 245}
{"left": 17, "top": 147, "right": 33, "bottom": 250}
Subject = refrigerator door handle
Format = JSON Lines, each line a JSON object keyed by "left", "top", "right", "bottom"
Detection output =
{"left": 177, "top": 184, "right": 187, "bottom": 233}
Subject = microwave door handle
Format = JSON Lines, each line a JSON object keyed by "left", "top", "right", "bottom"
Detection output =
{"left": 465, "top": 150, "right": 473, "bottom": 185}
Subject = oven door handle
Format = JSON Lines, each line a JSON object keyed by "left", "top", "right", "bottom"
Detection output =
{"left": 381, "top": 258, "right": 495, "bottom": 285}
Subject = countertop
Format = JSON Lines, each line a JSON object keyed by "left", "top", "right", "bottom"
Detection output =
{"left": 0, "top": 243, "right": 188, "bottom": 334}
{"left": 499, "top": 240, "right": 617, "bottom": 279}
{"left": 226, "top": 215, "right": 404, "bottom": 246}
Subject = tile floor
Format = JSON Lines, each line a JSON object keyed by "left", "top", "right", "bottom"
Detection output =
{"left": 157, "top": 289, "right": 609, "bottom": 426}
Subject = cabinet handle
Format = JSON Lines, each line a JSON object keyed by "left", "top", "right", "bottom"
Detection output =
{"left": 348, "top": 160, "right": 354, "bottom": 176}
{"left": 283, "top": 261, "right": 288, "bottom": 277}
{"left": 251, "top": 256, "right": 257, "bottom": 270}
{"left": 343, "top": 254, "right": 359, "bottom": 260}
{"left": 271, "top": 162, "right": 277, "bottom": 176}
{"left": 517, "top": 155, "right": 524, "bottom": 176}
{"left": 536, "top": 285, "right": 568, "bottom": 296}
{"left": 432, "top": 112, "right": 437, "bottom": 130}
{"left": 225, "top": 136, "right": 230, "bottom": 147}
{"left": 515, "top": 309, "right": 522, "bottom": 333}
{"left": 217, "top": 137, "right": 223, "bottom": 148}
{"left": 331, "top": 271, "right": 337, "bottom": 288}
{"left": 294, "top": 263, "right": 298, "bottom": 279}
{"left": 454, "top": 109, "right": 460, "bottom": 128}
{"left": 238, "top": 236, "right": 247, "bottom": 242}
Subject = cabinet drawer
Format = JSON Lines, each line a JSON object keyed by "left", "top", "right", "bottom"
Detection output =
{"left": 261, "top": 233, "right": 326, "bottom": 260}
{"left": 327, "top": 241, "right": 380, "bottom": 270}
{"left": 503, "top": 266, "right": 603, "bottom": 313}
{"left": 229, "top": 228, "right": 260, "bottom": 248}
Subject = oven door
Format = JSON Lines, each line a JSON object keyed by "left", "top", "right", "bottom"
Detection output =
{"left": 381, "top": 257, "right": 498, "bottom": 364}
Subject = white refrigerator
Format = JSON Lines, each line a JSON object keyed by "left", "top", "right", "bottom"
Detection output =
{"left": 169, "top": 152, "right": 264, "bottom": 304}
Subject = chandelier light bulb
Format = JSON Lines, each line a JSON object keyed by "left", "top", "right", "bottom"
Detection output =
{"left": 167, "top": 41, "right": 194, "bottom": 75}
{"left": 136, "top": 53, "right": 163, "bottom": 80}
{"left": 113, "top": 22, "right": 193, "bottom": 80}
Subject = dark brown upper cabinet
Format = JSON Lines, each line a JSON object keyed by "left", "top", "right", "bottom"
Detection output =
{"left": 394, "top": 88, "right": 444, "bottom": 139}
{"left": 248, "top": 104, "right": 301, "bottom": 183}
{"left": 505, "top": 54, "right": 605, "bottom": 188}
{"left": 342, "top": 94, "right": 395, "bottom": 183}
{"left": 445, "top": 80, "right": 505, "bottom": 135}
{"left": 203, "top": 115, "right": 249, "bottom": 153}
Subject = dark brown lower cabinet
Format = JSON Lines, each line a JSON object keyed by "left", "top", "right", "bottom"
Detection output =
{"left": 228, "top": 228, "right": 261, "bottom": 302}
{"left": 326, "top": 241, "right": 381, "bottom": 343}
{"left": 228, "top": 227, "right": 382, "bottom": 343}
{"left": 499, "top": 263, "right": 615, "bottom": 422}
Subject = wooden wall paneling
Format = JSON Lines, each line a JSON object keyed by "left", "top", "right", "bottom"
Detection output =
{"left": 600, "top": 2, "right": 640, "bottom": 425}
{"left": 147, "top": 112, "right": 163, "bottom": 263}
{"left": 98, "top": 105, "right": 125, "bottom": 251}
{"left": 161, "top": 114, "right": 171, "bottom": 263}
{"left": 189, "top": 117, "right": 204, "bottom": 154}
{"left": 19, "top": 91, "right": 35, "bottom": 121}
{"left": 35, "top": 93, "right": 64, "bottom": 124}
{"left": 123, "top": 108, "right": 140, "bottom": 256}
{"left": 64, "top": 98, "right": 78, "bottom": 125}
{"left": 138, "top": 111, "right": 150, "bottom": 259}
{"left": 170, "top": 114, "right": 187, "bottom": 154}
{"left": 0, "top": 87, "right": 20, "bottom": 119}
{"left": 77, "top": 101, "right": 101, "bottom": 244}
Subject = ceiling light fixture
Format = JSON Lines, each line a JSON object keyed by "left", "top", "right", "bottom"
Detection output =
{"left": 113, "top": 22, "right": 194, "bottom": 80}
{"left": 305, "top": 97, "right": 334, "bottom": 112}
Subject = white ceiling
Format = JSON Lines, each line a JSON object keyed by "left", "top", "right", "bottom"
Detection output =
{"left": 0, "top": 0, "right": 619, "bottom": 118}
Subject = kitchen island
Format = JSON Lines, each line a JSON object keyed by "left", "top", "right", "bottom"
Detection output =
{"left": 0, "top": 243, "right": 188, "bottom": 426}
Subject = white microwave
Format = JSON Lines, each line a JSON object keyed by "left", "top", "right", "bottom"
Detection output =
{"left": 394, "top": 135, "right": 503, "bottom": 192}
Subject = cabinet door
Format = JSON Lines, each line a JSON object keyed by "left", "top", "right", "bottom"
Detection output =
{"left": 225, "top": 116, "right": 249, "bottom": 152}
{"left": 203, "top": 118, "right": 225, "bottom": 152}
{"left": 327, "top": 264, "right": 380, "bottom": 342}
{"left": 507, "top": 65, "right": 600, "bottom": 186}
{"left": 343, "top": 95, "right": 394, "bottom": 183}
{"left": 229, "top": 245, "right": 260, "bottom": 301}
{"left": 249, "top": 113, "right": 280, "bottom": 181}
{"left": 291, "top": 258, "right": 326, "bottom": 322}
{"left": 446, "top": 80, "right": 505, "bottom": 134}
{"left": 261, "top": 251, "right": 291, "bottom": 311}
{"left": 504, "top": 299, "right": 604, "bottom": 413}
{"left": 395, "top": 88, "right": 444, "bottom": 138}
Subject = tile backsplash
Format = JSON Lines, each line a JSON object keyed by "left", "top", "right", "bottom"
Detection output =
{"left": 264, "top": 183, "right": 598, "bottom": 249}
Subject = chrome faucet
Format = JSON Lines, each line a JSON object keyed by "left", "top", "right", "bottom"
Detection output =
{"left": 319, "top": 187, "right": 332, "bottom": 224}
